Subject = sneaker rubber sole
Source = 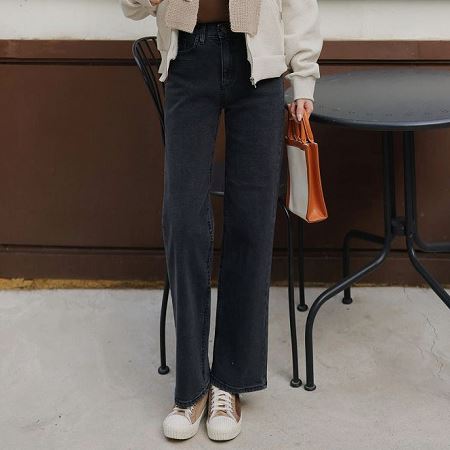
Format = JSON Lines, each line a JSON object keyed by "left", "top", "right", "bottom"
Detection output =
{"left": 163, "top": 405, "right": 206, "bottom": 440}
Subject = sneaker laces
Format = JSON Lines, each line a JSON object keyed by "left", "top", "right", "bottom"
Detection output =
{"left": 209, "top": 385, "right": 234, "bottom": 419}
{"left": 169, "top": 404, "right": 195, "bottom": 420}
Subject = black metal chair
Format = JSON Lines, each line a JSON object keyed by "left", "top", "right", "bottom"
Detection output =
{"left": 132, "top": 36, "right": 307, "bottom": 387}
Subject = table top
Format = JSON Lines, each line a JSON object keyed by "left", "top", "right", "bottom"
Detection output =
{"left": 284, "top": 68, "right": 450, "bottom": 131}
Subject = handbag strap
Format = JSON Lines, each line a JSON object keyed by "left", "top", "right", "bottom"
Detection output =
{"left": 287, "top": 114, "right": 315, "bottom": 144}
{"left": 302, "top": 113, "right": 315, "bottom": 143}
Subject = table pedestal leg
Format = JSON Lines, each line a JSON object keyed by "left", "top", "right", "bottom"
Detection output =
{"left": 403, "top": 131, "right": 450, "bottom": 309}
{"left": 304, "top": 129, "right": 450, "bottom": 391}
{"left": 304, "top": 131, "right": 395, "bottom": 391}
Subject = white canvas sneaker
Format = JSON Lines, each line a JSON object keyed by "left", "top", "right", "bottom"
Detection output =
{"left": 162, "top": 390, "right": 208, "bottom": 440}
{"left": 206, "top": 384, "right": 242, "bottom": 441}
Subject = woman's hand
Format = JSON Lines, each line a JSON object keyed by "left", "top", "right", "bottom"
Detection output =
{"left": 286, "top": 98, "right": 313, "bottom": 123}
{"left": 149, "top": 0, "right": 163, "bottom": 5}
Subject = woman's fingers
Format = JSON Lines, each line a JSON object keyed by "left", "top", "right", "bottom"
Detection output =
{"left": 287, "top": 99, "right": 314, "bottom": 123}
{"left": 288, "top": 102, "right": 297, "bottom": 121}
{"left": 304, "top": 100, "right": 314, "bottom": 118}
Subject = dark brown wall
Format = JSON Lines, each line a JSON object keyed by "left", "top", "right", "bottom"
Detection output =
{"left": 1, "top": 40, "right": 449, "bottom": 284}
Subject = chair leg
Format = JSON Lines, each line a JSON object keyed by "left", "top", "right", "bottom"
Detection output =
{"left": 342, "top": 230, "right": 354, "bottom": 305}
{"left": 278, "top": 198, "right": 302, "bottom": 387}
{"left": 297, "top": 218, "right": 308, "bottom": 312}
{"left": 158, "top": 270, "right": 170, "bottom": 375}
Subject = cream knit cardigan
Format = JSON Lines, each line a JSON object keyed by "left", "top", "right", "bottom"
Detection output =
{"left": 122, "top": 0, "right": 323, "bottom": 101}
{"left": 165, "top": 0, "right": 262, "bottom": 36}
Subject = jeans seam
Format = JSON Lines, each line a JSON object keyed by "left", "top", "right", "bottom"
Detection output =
{"left": 201, "top": 118, "right": 220, "bottom": 385}
{"left": 219, "top": 35, "right": 224, "bottom": 88}
{"left": 212, "top": 210, "right": 226, "bottom": 374}
{"left": 212, "top": 112, "right": 229, "bottom": 372}
{"left": 201, "top": 195, "right": 213, "bottom": 384}
{"left": 261, "top": 104, "right": 284, "bottom": 381}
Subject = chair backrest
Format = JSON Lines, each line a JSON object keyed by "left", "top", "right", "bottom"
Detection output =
{"left": 132, "top": 37, "right": 165, "bottom": 145}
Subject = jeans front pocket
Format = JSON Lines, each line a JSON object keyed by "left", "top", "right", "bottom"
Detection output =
{"left": 176, "top": 31, "right": 200, "bottom": 56}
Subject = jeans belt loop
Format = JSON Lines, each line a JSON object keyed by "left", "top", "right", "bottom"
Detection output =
{"left": 199, "top": 23, "right": 206, "bottom": 44}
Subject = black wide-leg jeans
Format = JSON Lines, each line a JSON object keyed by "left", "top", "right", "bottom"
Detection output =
{"left": 162, "top": 21, "right": 285, "bottom": 408}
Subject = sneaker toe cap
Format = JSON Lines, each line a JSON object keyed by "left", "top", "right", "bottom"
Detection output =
{"left": 163, "top": 414, "right": 191, "bottom": 430}
{"left": 208, "top": 415, "right": 238, "bottom": 431}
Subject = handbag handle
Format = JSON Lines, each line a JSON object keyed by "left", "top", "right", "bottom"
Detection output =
{"left": 287, "top": 113, "right": 315, "bottom": 144}
{"left": 302, "top": 112, "right": 315, "bottom": 143}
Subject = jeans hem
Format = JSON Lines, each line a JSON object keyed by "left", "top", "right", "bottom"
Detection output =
{"left": 210, "top": 373, "right": 267, "bottom": 394}
{"left": 174, "top": 379, "right": 211, "bottom": 408}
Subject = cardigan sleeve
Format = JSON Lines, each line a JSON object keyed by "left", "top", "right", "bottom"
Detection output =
{"left": 120, "top": 0, "right": 158, "bottom": 20}
{"left": 282, "top": 0, "right": 323, "bottom": 102}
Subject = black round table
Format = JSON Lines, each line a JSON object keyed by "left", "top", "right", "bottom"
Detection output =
{"left": 285, "top": 68, "right": 450, "bottom": 391}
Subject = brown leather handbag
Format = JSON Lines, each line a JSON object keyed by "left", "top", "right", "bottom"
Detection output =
{"left": 285, "top": 113, "right": 328, "bottom": 223}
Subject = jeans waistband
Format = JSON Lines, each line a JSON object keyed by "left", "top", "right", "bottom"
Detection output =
{"left": 180, "top": 21, "right": 241, "bottom": 40}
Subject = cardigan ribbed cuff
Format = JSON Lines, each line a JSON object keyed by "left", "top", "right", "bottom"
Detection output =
{"left": 286, "top": 75, "right": 317, "bottom": 102}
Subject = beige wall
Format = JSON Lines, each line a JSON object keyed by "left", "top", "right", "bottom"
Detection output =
{"left": 1, "top": 0, "right": 450, "bottom": 40}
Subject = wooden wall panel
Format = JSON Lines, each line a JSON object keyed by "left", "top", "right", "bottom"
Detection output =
{"left": 0, "top": 40, "right": 449, "bottom": 284}
{"left": 1, "top": 64, "right": 163, "bottom": 248}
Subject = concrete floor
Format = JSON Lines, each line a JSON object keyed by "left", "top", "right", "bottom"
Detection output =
{"left": 0, "top": 286, "right": 449, "bottom": 450}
